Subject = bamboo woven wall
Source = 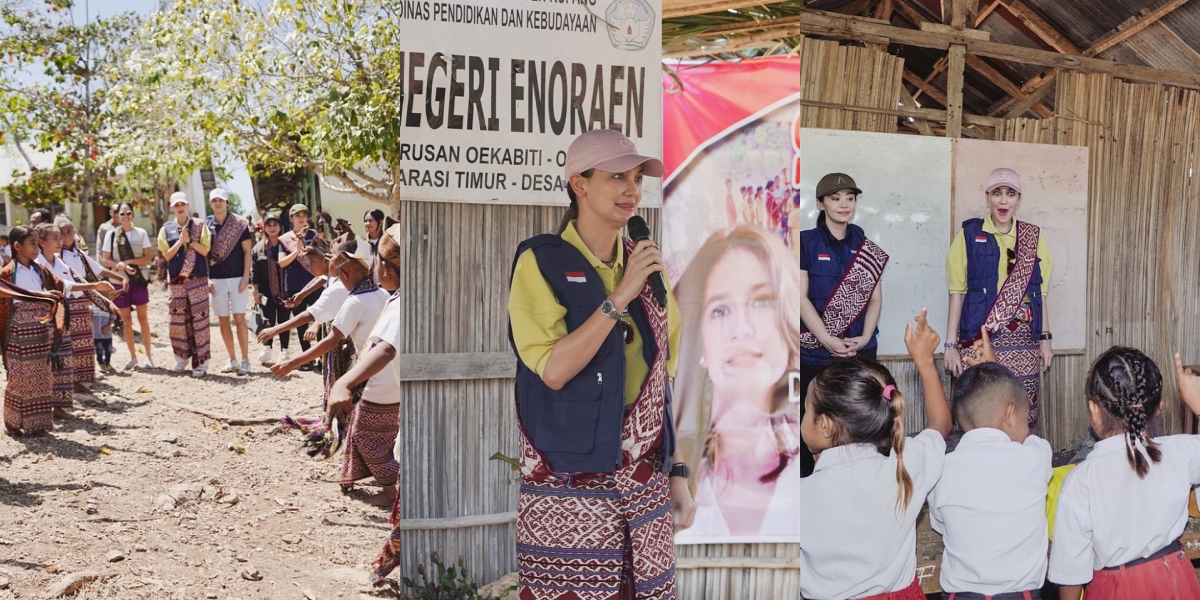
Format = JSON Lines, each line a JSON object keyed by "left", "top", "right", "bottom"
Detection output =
{"left": 995, "top": 71, "right": 1200, "bottom": 439}
{"left": 394, "top": 202, "right": 661, "bottom": 584}
{"left": 799, "top": 37, "right": 904, "bottom": 131}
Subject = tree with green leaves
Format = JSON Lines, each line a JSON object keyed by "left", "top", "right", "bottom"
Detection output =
{"left": 0, "top": 1, "right": 143, "bottom": 235}
{"left": 135, "top": 0, "right": 404, "bottom": 214}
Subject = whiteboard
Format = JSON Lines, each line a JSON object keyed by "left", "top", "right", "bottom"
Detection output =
{"left": 798, "top": 128, "right": 953, "bottom": 356}
{"left": 953, "top": 139, "right": 1089, "bottom": 350}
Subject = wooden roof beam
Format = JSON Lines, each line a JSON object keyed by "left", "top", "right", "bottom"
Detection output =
{"left": 663, "top": 0, "right": 783, "bottom": 19}
{"left": 904, "top": 69, "right": 950, "bottom": 107}
{"left": 1085, "top": 0, "right": 1193, "bottom": 57}
{"left": 964, "top": 54, "right": 1054, "bottom": 117}
{"left": 998, "top": 0, "right": 1083, "bottom": 54}
{"left": 734, "top": 9, "right": 1200, "bottom": 89}
{"left": 992, "top": 0, "right": 1191, "bottom": 116}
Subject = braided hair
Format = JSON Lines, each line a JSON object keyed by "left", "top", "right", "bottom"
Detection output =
{"left": 1085, "top": 346, "right": 1162, "bottom": 478}
{"left": 810, "top": 359, "right": 913, "bottom": 512}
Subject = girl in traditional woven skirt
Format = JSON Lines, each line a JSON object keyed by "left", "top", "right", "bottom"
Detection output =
{"left": 1049, "top": 349, "right": 1200, "bottom": 600}
{"left": 504, "top": 129, "right": 695, "bottom": 600}
{"left": 797, "top": 309, "right": 951, "bottom": 600}
{"left": 944, "top": 167, "right": 1053, "bottom": 430}
{"left": 1, "top": 226, "right": 68, "bottom": 434}
{"left": 34, "top": 223, "right": 115, "bottom": 417}
{"left": 796, "top": 172, "right": 889, "bottom": 476}
{"left": 54, "top": 216, "right": 121, "bottom": 391}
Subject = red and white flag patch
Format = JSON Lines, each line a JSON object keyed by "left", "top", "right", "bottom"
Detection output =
{"left": 974, "top": 236, "right": 988, "bottom": 243}
{"left": 565, "top": 271, "right": 587, "bottom": 283}
{"left": 817, "top": 254, "right": 832, "bottom": 261}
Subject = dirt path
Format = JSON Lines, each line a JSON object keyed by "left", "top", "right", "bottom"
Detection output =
{"left": 0, "top": 293, "right": 400, "bottom": 600}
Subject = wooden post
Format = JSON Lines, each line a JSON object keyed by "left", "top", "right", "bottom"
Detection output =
{"left": 946, "top": 44, "right": 966, "bottom": 137}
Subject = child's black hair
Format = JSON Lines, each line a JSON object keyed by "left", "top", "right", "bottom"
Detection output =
{"left": 810, "top": 359, "right": 913, "bottom": 511}
{"left": 953, "top": 362, "right": 1025, "bottom": 429}
{"left": 1086, "top": 346, "right": 1162, "bottom": 478}
{"left": 8, "top": 225, "right": 34, "bottom": 247}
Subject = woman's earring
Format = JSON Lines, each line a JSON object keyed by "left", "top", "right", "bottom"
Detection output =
{"left": 699, "top": 356, "right": 707, "bottom": 368}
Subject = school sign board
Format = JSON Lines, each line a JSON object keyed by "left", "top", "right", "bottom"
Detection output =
{"left": 398, "top": 0, "right": 664, "bottom": 206}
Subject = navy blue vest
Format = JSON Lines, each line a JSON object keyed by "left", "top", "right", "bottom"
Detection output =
{"left": 508, "top": 234, "right": 674, "bottom": 474}
{"left": 798, "top": 218, "right": 878, "bottom": 364}
{"left": 162, "top": 219, "right": 208, "bottom": 280}
{"left": 959, "top": 218, "right": 1043, "bottom": 342}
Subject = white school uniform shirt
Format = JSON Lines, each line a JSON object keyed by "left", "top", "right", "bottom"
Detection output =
{"left": 305, "top": 277, "right": 347, "bottom": 325}
{"left": 334, "top": 287, "right": 400, "bottom": 406}
{"left": 61, "top": 246, "right": 106, "bottom": 284}
{"left": 928, "top": 428, "right": 1053, "bottom": 595}
{"left": 331, "top": 287, "right": 389, "bottom": 355}
{"left": 12, "top": 260, "right": 47, "bottom": 302}
{"left": 369, "top": 294, "right": 404, "bottom": 388}
{"left": 1049, "top": 434, "right": 1200, "bottom": 586}
{"left": 36, "top": 254, "right": 78, "bottom": 297}
{"left": 797, "top": 429, "right": 946, "bottom": 600}
{"left": 675, "top": 456, "right": 802, "bottom": 543}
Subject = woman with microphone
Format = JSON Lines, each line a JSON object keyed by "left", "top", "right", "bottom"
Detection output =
{"left": 505, "top": 129, "right": 694, "bottom": 600}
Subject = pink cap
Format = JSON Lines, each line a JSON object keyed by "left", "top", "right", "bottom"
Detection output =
{"left": 985, "top": 167, "right": 1022, "bottom": 194}
{"left": 564, "top": 129, "right": 664, "bottom": 181}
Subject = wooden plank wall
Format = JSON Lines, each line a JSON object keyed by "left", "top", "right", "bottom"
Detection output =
{"left": 394, "top": 202, "right": 661, "bottom": 585}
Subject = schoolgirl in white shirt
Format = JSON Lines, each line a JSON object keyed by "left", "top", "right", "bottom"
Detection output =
{"left": 1049, "top": 348, "right": 1200, "bottom": 600}
{"left": 797, "top": 309, "right": 952, "bottom": 600}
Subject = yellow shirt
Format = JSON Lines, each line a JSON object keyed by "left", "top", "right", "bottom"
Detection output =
{"left": 946, "top": 216, "right": 1052, "bottom": 295}
{"left": 156, "top": 218, "right": 212, "bottom": 255}
{"left": 508, "top": 221, "right": 680, "bottom": 406}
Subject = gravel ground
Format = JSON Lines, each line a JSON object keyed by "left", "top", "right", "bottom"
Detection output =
{"left": 0, "top": 292, "right": 402, "bottom": 600}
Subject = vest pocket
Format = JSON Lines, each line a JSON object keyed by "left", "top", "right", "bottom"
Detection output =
{"left": 534, "top": 373, "right": 603, "bottom": 454}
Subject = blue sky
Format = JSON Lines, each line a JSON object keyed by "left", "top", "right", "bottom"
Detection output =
{"left": 86, "top": 0, "right": 258, "bottom": 213}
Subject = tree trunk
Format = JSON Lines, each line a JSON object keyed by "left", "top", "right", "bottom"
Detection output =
{"left": 388, "top": 164, "right": 403, "bottom": 218}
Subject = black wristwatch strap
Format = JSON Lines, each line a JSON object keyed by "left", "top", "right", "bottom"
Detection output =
{"left": 670, "top": 463, "right": 689, "bottom": 479}
{"left": 1040, "top": 332, "right": 1053, "bottom": 341}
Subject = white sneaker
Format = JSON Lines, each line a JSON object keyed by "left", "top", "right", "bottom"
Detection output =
{"left": 142, "top": 358, "right": 156, "bottom": 369}
{"left": 219, "top": 359, "right": 238, "bottom": 374}
{"left": 192, "top": 361, "right": 209, "bottom": 378}
{"left": 173, "top": 357, "right": 188, "bottom": 372}
{"left": 257, "top": 347, "right": 272, "bottom": 365}
{"left": 124, "top": 359, "right": 137, "bottom": 370}
{"left": 279, "top": 349, "right": 291, "bottom": 363}
{"left": 239, "top": 360, "right": 251, "bottom": 375}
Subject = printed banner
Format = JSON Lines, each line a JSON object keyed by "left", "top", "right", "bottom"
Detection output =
{"left": 398, "top": 0, "right": 663, "bottom": 205}
{"left": 662, "top": 57, "right": 804, "bottom": 544}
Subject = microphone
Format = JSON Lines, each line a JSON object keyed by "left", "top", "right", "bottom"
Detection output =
{"left": 626, "top": 215, "right": 667, "bottom": 308}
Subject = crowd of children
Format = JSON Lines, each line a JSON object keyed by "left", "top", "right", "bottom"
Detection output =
{"left": 0, "top": 201, "right": 409, "bottom": 585}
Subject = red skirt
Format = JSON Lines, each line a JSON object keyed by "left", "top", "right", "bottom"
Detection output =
{"left": 1087, "top": 548, "right": 1200, "bottom": 600}
{"left": 857, "top": 577, "right": 926, "bottom": 600}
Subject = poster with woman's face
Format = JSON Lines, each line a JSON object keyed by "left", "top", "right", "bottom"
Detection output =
{"left": 662, "top": 59, "right": 804, "bottom": 544}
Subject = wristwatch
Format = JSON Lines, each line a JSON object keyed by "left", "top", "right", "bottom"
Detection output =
{"left": 670, "top": 463, "right": 690, "bottom": 479}
{"left": 1040, "top": 332, "right": 1053, "bottom": 341}
{"left": 944, "top": 342, "right": 957, "bottom": 350}
{"left": 600, "top": 299, "right": 627, "bottom": 320}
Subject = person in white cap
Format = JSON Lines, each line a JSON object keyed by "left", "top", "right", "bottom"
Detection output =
{"left": 158, "top": 191, "right": 212, "bottom": 377}
{"left": 945, "top": 167, "right": 1054, "bottom": 430}
{"left": 503, "top": 129, "right": 694, "bottom": 600}
{"left": 205, "top": 188, "right": 254, "bottom": 374}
